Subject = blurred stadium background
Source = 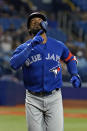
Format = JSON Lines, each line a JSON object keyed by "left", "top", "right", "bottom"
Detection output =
{"left": 0, "top": 0, "right": 87, "bottom": 131}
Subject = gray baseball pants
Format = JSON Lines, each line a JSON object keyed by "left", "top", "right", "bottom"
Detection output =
{"left": 25, "top": 89, "right": 64, "bottom": 131}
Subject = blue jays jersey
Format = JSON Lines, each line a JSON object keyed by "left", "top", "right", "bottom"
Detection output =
{"left": 10, "top": 37, "right": 78, "bottom": 92}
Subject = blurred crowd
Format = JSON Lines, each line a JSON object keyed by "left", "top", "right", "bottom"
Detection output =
{"left": 0, "top": 0, "right": 87, "bottom": 82}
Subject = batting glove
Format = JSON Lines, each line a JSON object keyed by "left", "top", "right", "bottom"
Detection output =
{"left": 70, "top": 74, "right": 81, "bottom": 88}
{"left": 40, "top": 21, "right": 48, "bottom": 32}
{"left": 31, "top": 30, "right": 44, "bottom": 47}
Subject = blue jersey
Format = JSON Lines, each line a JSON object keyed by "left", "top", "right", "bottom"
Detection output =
{"left": 10, "top": 37, "right": 78, "bottom": 92}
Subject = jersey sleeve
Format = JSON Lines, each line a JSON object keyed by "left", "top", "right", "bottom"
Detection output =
{"left": 10, "top": 41, "right": 32, "bottom": 70}
{"left": 60, "top": 43, "right": 78, "bottom": 75}
{"left": 61, "top": 43, "right": 77, "bottom": 63}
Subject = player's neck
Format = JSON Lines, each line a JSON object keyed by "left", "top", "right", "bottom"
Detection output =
{"left": 41, "top": 32, "right": 47, "bottom": 44}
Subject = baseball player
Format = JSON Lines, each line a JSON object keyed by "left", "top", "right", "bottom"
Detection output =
{"left": 10, "top": 12, "right": 81, "bottom": 131}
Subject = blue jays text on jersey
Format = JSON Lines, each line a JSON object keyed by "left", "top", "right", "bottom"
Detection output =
{"left": 10, "top": 37, "right": 78, "bottom": 92}
{"left": 25, "top": 53, "right": 60, "bottom": 66}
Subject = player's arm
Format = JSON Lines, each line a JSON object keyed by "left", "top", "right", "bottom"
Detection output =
{"left": 10, "top": 43, "right": 33, "bottom": 70}
{"left": 61, "top": 44, "right": 81, "bottom": 88}
{"left": 10, "top": 30, "right": 44, "bottom": 70}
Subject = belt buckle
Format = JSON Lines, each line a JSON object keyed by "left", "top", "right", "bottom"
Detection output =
{"left": 38, "top": 91, "right": 51, "bottom": 96}
{"left": 39, "top": 89, "right": 58, "bottom": 96}
{"left": 39, "top": 92, "right": 44, "bottom": 96}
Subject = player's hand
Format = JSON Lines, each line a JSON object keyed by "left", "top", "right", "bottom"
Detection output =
{"left": 70, "top": 75, "right": 81, "bottom": 88}
{"left": 31, "top": 30, "right": 44, "bottom": 47}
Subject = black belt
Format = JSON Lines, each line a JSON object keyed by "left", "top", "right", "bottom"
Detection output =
{"left": 28, "top": 88, "right": 59, "bottom": 97}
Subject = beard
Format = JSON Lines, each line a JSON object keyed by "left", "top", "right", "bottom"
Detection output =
{"left": 30, "top": 28, "right": 41, "bottom": 36}
{"left": 30, "top": 24, "right": 44, "bottom": 36}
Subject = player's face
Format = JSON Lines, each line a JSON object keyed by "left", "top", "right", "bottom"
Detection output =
{"left": 30, "top": 17, "right": 42, "bottom": 29}
{"left": 29, "top": 17, "right": 43, "bottom": 35}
